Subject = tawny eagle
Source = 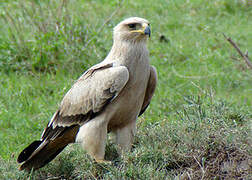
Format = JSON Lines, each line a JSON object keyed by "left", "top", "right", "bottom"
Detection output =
{"left": 17, "top": 17, "right": 157, "bottom": 171}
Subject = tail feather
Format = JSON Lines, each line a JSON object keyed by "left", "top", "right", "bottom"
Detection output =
{"left": 17, "top": 140, "right": 43, "bottom": 163}
{"left": 17, "top": 125, "right": 80, "bottom": 171}
{"left": 19, "top": 141, "right": 67, "bottom": 171}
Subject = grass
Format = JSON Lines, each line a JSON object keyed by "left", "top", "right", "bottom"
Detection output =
{"left": 0, "top": 0, "right": 251, "bottom": 179}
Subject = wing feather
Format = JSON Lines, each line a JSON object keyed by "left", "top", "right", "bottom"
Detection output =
{"left": 41, "top": 63, "right": 129, "bottom": 141}
{"left": 139, "top": 66, "right": 157, "bottom": 116}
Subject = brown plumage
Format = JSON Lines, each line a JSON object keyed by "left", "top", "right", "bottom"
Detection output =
{"left": 17, "top": 17, "right": 157, "bottom": 171}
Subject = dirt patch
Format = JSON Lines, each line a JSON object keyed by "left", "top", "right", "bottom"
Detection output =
{"left": 176, "top": 142, "right": 252, "bottom": 179}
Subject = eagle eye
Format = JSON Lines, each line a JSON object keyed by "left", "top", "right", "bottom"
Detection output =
{"left": 128, "top": 23, "right": 137, "bottom": 30}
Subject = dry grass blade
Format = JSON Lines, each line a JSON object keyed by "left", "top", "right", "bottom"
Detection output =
{"left": 223, "top": 33, "right": 252, "bottom": 70}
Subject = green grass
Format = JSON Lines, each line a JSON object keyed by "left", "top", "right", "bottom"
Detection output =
{"left": 0, "top": 0, "right": 251, "bottom": 179}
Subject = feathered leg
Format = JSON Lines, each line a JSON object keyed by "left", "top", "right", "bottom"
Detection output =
{"left": 115, "top": 120, "right": 136, "bottom": 156}
{"left": 76, "top": 119, "right": 108, "bottom": 162}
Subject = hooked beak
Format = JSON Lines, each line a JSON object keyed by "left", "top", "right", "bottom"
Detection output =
{"left": 144, "top": 26, "right": 151, "bottom": 37}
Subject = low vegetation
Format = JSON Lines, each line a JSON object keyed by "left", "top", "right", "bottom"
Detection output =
{"left": 0, "top": 0, "right": 251, "bottom": 179}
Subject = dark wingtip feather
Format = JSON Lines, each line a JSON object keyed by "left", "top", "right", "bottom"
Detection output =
{"left": 138, "top": 102, "right": 150, "bottom": 117}
{"left": 18, "top": 145, "right": 66, "bottom": 171}
{"left": 17, "top": 140, "right": 42, "bottom": 163}
{"left": 18, "top": 124, "right": 80, "bottom": 171}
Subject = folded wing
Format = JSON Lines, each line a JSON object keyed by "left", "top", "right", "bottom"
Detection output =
{"left": 17, "top": 63, "right": 129, "bottom": 170}
{"left": 139, "top": 66, "right": 157, "bottom": 116}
